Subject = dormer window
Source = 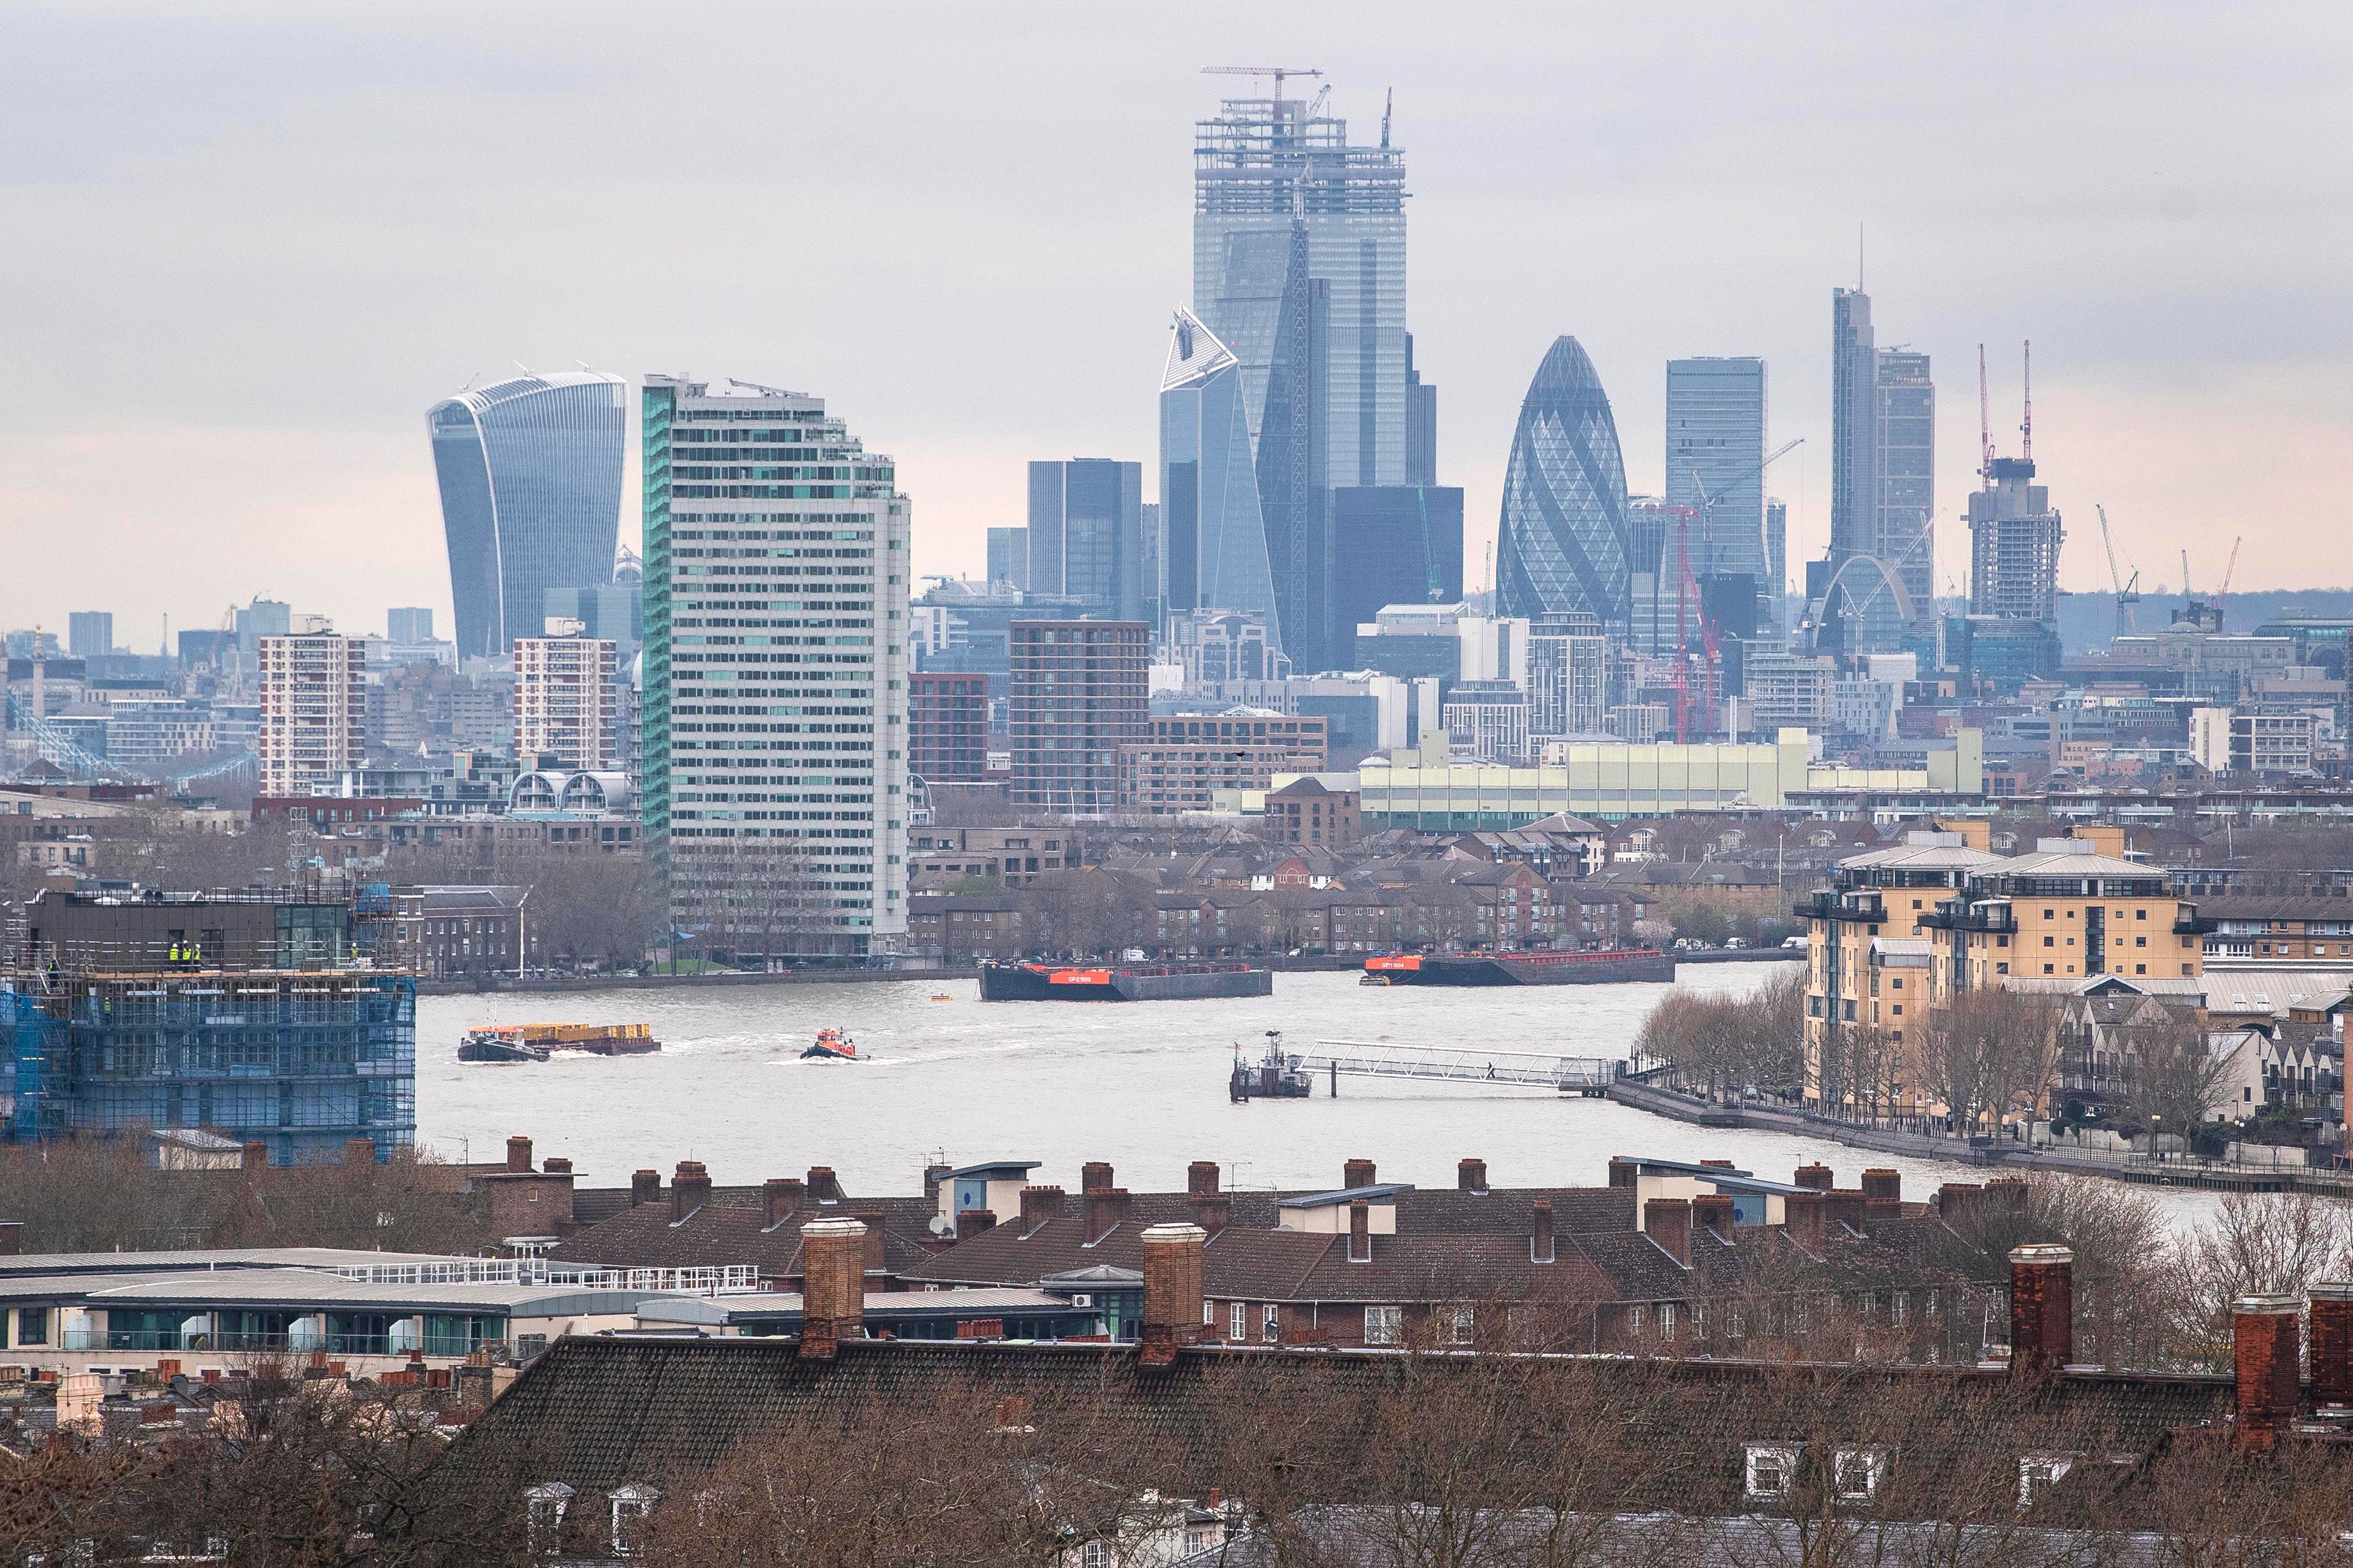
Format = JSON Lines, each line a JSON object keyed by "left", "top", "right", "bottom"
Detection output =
{"left": 1834, "top": 1446, "right": 1889, "bottom": 1501}
{"left": 523, "top": 1482, "right": 573, "bottom": 1558}
{"left": 2018, "top": 1453, "right": 2074, "bottom": 1510}
{"left": 1745, "top": 1444, "right": 1798, "bottom": 1500}
{"left": 609, "top": 1484, "right": 660, "bottom": 1555}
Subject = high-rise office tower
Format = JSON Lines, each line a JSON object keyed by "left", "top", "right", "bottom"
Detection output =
{"left": 1009, "top": 621, "right": 1148, "bottom": 813}
{"left": 428, "top": 371, "right": 627, "bottom": 662}
{"left": 1829, "top": 290, "right": 1877, "bottom": 568}
{"left": 387, "top": 608, "right": 435, "bottom": 645}
{"left": 256, "top": 626, "right": 364, "bottom": 797}
{"left": 986, "top": 527, "right": 1030, "bottom": 590}
{"left": 1329, "top": 486, "right": 1464, "bottom": 647}
{"left": 1256, "top": 215, "right": 1332, "bottom": 674}
{"left": 1027, "top": 460, "right": 1145, "bottom": 619}
{"left": 1875, "top": 348, "right": 1936, "bottom": 618}
{"left": 542, "top": 583, "right": 643, "bottom": 659}
{"left": 1193, "top": 83, "right": 1406, "bottom": 489}
{"left": 1764, "top": 500, "right": 1788, "bottom": 639}
{"left": 641, "top": 374, "right": 909, "bottom": 960}
{"left": 1665, "top": 356, "right": 1767, "bottom": 632}
{"left": 1405, "top": 332, "right": 1437, "bottom": 487}
{"left": 1495, "top": 337, "right": 1634, "bottom": 632}
{"left": 513, "top": 635, "right": 619, "bottom": 771}
{"left": 1159, "top": 308, "right": 1281, "bottom": 642}
{"left": 66, "top": 613, "right": 112, "bottom": 660}
{"left": 1969, "top": 459, "right": 2064, "bottom": 627}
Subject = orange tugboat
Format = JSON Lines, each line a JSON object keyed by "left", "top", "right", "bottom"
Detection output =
{"left": 800, "top": 1027, "right": 861, "bottom": 1061}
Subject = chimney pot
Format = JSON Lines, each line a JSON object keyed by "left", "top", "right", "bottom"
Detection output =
{"left": 1343, "top": 1158, "right": 1376, "bottom": 1189}
{"left": 2311, "top": 1281, "right": 2353, "bottom": 1409}
{"left": 631, "top": 1168, "right": 660, "bottom": 1207}
{"left": 2007, "top": 1244, "right": 2076, "bottom": 1375}
{"left": 1187, "top": 1161, "right": 1221, "bottom": 1197}
{"left": 1139, "top": 1222, "right": 1207, "bottom": 1367}
{"left": 1794, "top": 1163, "right": 1834, "bottom": 1191}
{"left": 2231, "top": 1294, "right": 2303, "bottom": 1447}
{"left": 1531, "top": 1199, "right": 1555, "bottom": 1264}
{"left": 242, "top": 1141, "right": 268, "bottom": 1172}
{"left": 505, "top": 1135, "right": 532, "bottom": 1174}
{"left": 1458, "top": 1158, "right": 1488, "bottom": 1193}
{"left": 764, "top": 1177, "right": 805, "bottom": 1229}
{"left": 798, "top": 1218, "right": 868, "bottom": 1361}
{"left": 1644, "top": 1199, "right": 1693, "bottom": 1267}
{"left": 1081, "top": 1161, "right": 1114, "bottom": 1193}
{"left": 956, "top": 1208, "right": 996, "bottom": 1241}
{"left": 1860, "top": 1168, "right": 1901, "bottom": 1202}
{"left": 1020, "top": 1185, "right": 1066, "bottom": 1231}
{"left": 1348, "top": 1198, "right": 1371, "bottom": 1262}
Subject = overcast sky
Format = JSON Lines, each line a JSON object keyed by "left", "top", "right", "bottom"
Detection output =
{"left": 4, "top": 1, "right": 2348, "bottom": 647}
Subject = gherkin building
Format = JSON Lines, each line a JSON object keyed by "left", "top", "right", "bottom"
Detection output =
{"left": 1495, "top": 337, "right": 1633, "bottom": 630}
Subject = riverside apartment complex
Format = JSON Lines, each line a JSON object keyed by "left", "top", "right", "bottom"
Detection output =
{"left": 640, "top": 375, "right": 911, "bottom": 960}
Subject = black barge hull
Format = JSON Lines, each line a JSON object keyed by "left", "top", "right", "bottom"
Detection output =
{"left": 1364, "top": 951, "right": 1675, "bottom": 987}
{"left": 979, "top": 962, "right": 1273, "bottom": 1002}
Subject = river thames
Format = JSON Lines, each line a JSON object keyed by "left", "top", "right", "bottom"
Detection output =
{"left": 412, "top": 962, "right": 2228, "bottom": 1223}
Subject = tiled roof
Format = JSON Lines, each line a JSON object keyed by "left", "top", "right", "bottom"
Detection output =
{"left": 548, "top": 1190, "right": 943, "bottom": 1279}
{"left": 1389, "top": 1187, "right": 1636, "bottom": 1236}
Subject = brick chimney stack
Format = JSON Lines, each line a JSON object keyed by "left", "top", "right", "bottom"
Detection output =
{"left": 631, "top": 1169, "right": 660, "bottom": 1207}
{"left": 1343, "top": 1158, "right": 1376, "bottom": 1189}
{"left": 1824, "top": 1191, "right": 1867, "bottom": 1234}
{"left": 506, "top": 1136, "right": 532, "bottom": 1174}
{"left": 1458, "top": 1158, "right": 1488, "bottom": 1193}
{"left": 345, "top": 1138, "right": 377, "bottom": 1167}
{"left": 2007, "top": 1245, "right": 2075, "bottom": 1375}
{"left": 1645, "top": 1199, "right": 1692, "bottom": 1267}
{"left": 1606, "top": 1157, "right": 1637, "bottom": 1189}
{"left": 923, "top": 1163, "right": 952, "bottom": 1201}
{"left": 0, "top": 1221, "right": 21, "bottom": 1257}
{"left": 1083, "top": 1187, "right": 1130, "bottom": 1241}
{"left": 2232, "top": 1295, "right": 2303, "bottom": 1448}
{"left": 764, "top": 1178, "right": 805, "bottom": 1229}
{"left": 1860, "top": 1169, "right": 1901, "bottom": 1202}
{"left": 671, "top": 1161, "right": 711, "bottom": 1223}
{"left": 956, "top": 1209, "right": 996, "bottom": 1240}
{"left": 1783, "top": 1190, "right": 1826, "bottom": 1252}
{"left": 806, "top": 1166, "right": 842, "bottom": 1203}
{"left": 1187, "top": 1161, "right": 1220, "bottom": 1196}
{"left": 1347, "top": 1199, "right": 1371, "bottom": 1263}
{"left": 1082, "top": 1161, "right": 1114, "bottom": 1193}
{"left": 1020, "top": 1185, "right": 1065, "bottom": 1231}
{"left": 1139, "top": 1222, "right": 1206, "bottom": 1367}
{"left": 1693, "top": 1194, "right": 1735, "bottom": 1235}
{"left": 2311, "top": 1282, "right": 2353, "bottom": 1410}
{"left": 1794, "top": 1163, "right": 1834, "bottom": 1191}
{"left": 543, "top": 1156, "right": 571, "bottom": 1176}
{"left": 242, "top": 1141, "right": 268, "bottom": 1172}
{"left": 1531, "top": 1200, "right": 1555, "bottom": 1264}
{"left": 798, "top": 1218, "right": 867, "bottom": 1361}
{"left": 1189, "top": 1193, "right": 1231, "bottom": 1235}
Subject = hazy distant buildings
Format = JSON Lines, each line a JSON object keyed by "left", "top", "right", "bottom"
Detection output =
{"left": 1495, "top": 337, "right": 1634, "bottom": 635}
{"left": 1405, "top": 333, "right": 1438, "bottom": 487}
{"left": 909, "top": 671, "right": 988, "bottom": 784}
{"left": 1329, "top": 486, "right": 1464, "bottom": 667}
{"left": 1254, "top": 214, "right": 1333, "bottom": 672}
{"left": 1969, "top": 457, "right": 2065, "bottom": 628}
{"left": 1009, "top": 620, "right": 1148, "bottom": 813}
{"left": 986, "top": 526, "right": 1030, "bottom": 590}
{"left": 1664, "top": 357, "right": 1767, "bottom": 608}
{"left": 428, "top": 371, "right": 627, "bottom": 662}
{"left": 256, "top": 627, "right": 364, "bottom": 797}
{"left": 66, "top": 613, "right": 112, "bottom": 660}
{"left": 542, "top": 582, "right": 643, "bottom": 660}
{"left": 1192, "top": 84, "right": 1407, "bottom": 490}
{"left": 1159, "top": 308, "right": 1281, "bottom": 643}
{"left": 1027, "top": 460, "right": 1146, "bottom": 620}
{"left": 387, "top": 608, "right": 435, "bottom": 645}
{"left": 1526, "top": 615, "right": 1608, "bottom": 737}
{"left": 1822, "top": 291, "right": 1933, "bottom": 655}
{"left": 513, "top": 635, "right": 619, "bottom": 772}
{"left": 1875, "top": 348, "right": 1936, "bottom": 618}
{"left": 641, "top": 373, "right": 908, "bottom": 960}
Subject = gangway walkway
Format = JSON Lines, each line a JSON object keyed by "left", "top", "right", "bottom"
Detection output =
{"left": 1297, "top": 1039, "right": 1623, "bottom": 1095}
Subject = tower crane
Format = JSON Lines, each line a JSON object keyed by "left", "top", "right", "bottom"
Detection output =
{"left": 2094, "top": 505, "right": 2141, "bottom": 636}
{"left": 2216, "top": 535, "right": 2243, "bottom": 627}
{"left": 1199, "top": 65, "right": 1324, "bottom": 105}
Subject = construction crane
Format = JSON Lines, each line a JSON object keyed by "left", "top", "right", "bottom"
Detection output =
{"left": 2020, "top": 339, "right": 2033, "bottom": 462}
{"left": 2216, "top": 535, "right": 2243, "bottom": 627}
{"left": 2094, "top": 505, "right": 2141, "bottom": 636}
{"left": 1199, "top": 65, "right": 1323, "bottom": 106}
{"left": 1978, "top": 345, "right": 1993, "bottom": 480}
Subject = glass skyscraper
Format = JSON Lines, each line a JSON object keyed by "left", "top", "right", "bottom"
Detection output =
{"left": 640, "top": 374, "right": 909, "bottom": 960}
{"left": 1158, "top": 308, "right": 1281, "bottom": 645}
{"left": 1026, "top": 459, "right": 1146, "bottom": 621}
{"left": 427, "top": 371, "right": 627, "bottom": 662}
{"left": 1495, "top": 337, "right": 1634, "bottom": 633}
{"left": 1193, "top": 87, "right": 1407, "bottom": 490}
{"left": 1821, "top": 292, "right": 1933, "bottom": 656}
{"left": 1664, "top": 357, "right": 1767, "bottom": 585}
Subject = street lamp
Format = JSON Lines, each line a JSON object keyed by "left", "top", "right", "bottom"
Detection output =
{"left": 2151, "top": 1113, "right": 2163, "bottom": 1163}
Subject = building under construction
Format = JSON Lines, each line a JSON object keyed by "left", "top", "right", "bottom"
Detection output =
{"left": 2, "top": 888, "right": 415, "bottom": 1163}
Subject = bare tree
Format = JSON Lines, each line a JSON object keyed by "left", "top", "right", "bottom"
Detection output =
{"left": 2121, "top": 1013, "right": 2233, "bottom": 1145}
{"left": 1913, "top": 988, "right": 2061, "bottom": 1137}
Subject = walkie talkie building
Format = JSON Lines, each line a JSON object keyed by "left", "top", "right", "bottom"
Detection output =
{"left": 1495, "top": 337, "right": 1634, "bottom": 633}
{"left": 428, "top": 371, "right": 627, "bottom": 661}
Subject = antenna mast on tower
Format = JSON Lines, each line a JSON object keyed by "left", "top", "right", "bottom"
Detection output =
{"left": 1977, "top": 345, "right": 1993, "bottom": 481}
{"left": 2020, "top": 340, "right": 2033, "bottom": 463}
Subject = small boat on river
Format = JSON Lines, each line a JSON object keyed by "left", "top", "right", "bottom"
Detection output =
{"left": 458, "top": 1022, "right": 660, "bottom": 1063}
{"left": 801, "top": 1027, "right": 862, "bottom": 1061}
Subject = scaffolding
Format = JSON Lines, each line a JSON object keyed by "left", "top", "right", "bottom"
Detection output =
{"left": 2, "top": 965, "right": 416, "bottom": 1162}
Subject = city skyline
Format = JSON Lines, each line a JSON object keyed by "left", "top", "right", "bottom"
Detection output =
{"left": 2, "top": 7, "right": 2344, "bottom": 640}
